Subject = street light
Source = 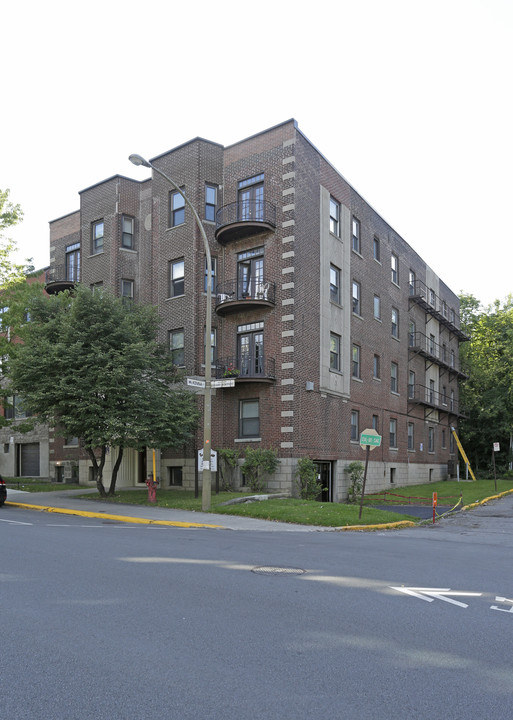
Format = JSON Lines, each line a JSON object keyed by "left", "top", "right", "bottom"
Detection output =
{"left": 129, "top": 153, "right": 213, "bottom": 512}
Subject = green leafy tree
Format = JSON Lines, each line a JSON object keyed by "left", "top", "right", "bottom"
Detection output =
{"left": 459, "top": 293, "right": 513, "bottom": 473}
{"left": 7, "top": 286, "right": 199, "bottom": 496}
{"left": 0, "top": 188, "right": 33, "bottom": 285}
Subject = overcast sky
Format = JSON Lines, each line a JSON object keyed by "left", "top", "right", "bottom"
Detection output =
{"left": 2, "top": 0, "right": 511, "bottom": 308}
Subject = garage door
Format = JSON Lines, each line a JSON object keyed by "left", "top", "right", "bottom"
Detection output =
{"left": 19, "top": 443, "right": 40, "bottom": 477}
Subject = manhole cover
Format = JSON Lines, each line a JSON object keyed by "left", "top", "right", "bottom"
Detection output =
{"left": 252, "top": 566, "right": 306, "bottom": 576}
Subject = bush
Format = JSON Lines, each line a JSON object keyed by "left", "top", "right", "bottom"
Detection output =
{"left": 295, "top": 457, "right": 324, "bottom": 500}
{"left": 345, "top": 461, "right": 364, "bottom": 503}
{"left": 241, "top": 447, "right": 279, "bottom": 493}
{"left": 217, "top": 448, "right": 240, "bottom": 491}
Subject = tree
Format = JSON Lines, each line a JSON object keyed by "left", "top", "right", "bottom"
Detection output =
{"left": 0, "top": 188, "right": 33, "bottom": 285}
{"left": 7, "top": 286, "right": 199, "bottom": 496}
{"left": 295, "top": 457, "right": 323, "bottom": 500}
{"left": 459, "top": 293, "right": 513, "bottom": 473}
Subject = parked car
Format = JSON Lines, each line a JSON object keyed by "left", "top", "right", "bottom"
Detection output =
{"left": 0, "top": 475, "right": 6, "bottom": 506}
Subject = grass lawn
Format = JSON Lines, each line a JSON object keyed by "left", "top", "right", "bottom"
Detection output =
{"left": 79, "top": 488, "right": 416, "bottom": 527}
{"left": 364, "top": 477, "right": 513, "bottom": 507}
{"left": 5, "top": 481, "right": 82, "bottom": 492}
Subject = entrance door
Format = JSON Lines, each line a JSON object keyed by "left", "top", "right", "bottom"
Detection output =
{"left": 314, "top": 461, "right": 333, "bottom": 502}
{"left": 237, "top": 257, "right": 264, "bottom": 299}
{"left": 17, "top": 443, "right": 40, "bottom": 477}
{"left": 138, "top": 448, "right": 147, "bottom": 484}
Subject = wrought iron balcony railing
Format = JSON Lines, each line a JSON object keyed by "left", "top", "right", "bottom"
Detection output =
{"left": 215, "top": 278, "right": 276, "bottom": 311}
{"left": 215, "top": 200, "right": 276, "bottom": 243}
{"left": 215, "top": 355, "right": 276, "bottom": 381}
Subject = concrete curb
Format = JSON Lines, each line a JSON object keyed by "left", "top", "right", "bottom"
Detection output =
{"left": 4, "top": 501, "right": 225, "bottom": 529}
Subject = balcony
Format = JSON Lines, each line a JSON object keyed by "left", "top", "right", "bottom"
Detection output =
{"left": 215, "top": 278, "right": 276, "bottom": 315}
{"left": 408, "top": 383, "right": 466, "bottom": 417}
{"left": 215, "top": 199, "right": 276, "bottom": 244}
{"left": 215, "top": 356, "right": 276, "bottom": 384}
{"left": 408, "top": 331, "right": 468, "bottom": 378}
{"left": 408, "top": 280, "right": 469, "bottom": 341}
{"left": 45, "top": 265, "right": 79, "bottom": 295}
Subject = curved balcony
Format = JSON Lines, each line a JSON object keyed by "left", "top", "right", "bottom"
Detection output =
{"left": 45, "top": 265, "right": 79, "bottom": 295}
{"left": 215, "top": 278, "right": 276, "bottom": 315}
{"left": 215, "top": 356, "right": 276, "bottom": 384}
{"left": 215, "top": 199, "right": 276, "bottom": 244}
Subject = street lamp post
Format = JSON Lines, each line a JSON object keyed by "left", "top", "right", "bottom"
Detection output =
{"left": 129, "top": 154, "right": 213, "bottom": 512}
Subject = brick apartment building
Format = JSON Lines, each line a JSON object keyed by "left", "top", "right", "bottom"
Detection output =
{"left": 44, "top": 119, "right": 467, "bottom": 500}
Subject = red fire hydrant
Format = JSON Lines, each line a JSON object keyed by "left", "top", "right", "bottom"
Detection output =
{"left": 146, "top": 473, "right": 158, "bottom": 503}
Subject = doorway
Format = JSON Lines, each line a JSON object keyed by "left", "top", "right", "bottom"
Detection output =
{"left": 314, "top": 461, "right": 333, "bottom": 502}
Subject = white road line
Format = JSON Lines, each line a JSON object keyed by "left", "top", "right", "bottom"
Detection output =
{"left": 0, "top": 518, "right": 33, "bottom": 526}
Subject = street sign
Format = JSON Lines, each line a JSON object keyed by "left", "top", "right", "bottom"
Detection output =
{"left": 198, "top": 449, "right": 217, "bottom": 472}
{"left": 493, "top": 442, "right": 500, "bottom": 452}
{"left": 187, "top": 378, "right": 206, "bottom": 388}
{"left": 211, "top": 379, "right": 235, "bottom": 388}
{"left": 360, "top": 428, "right": 382, "bottom": 450}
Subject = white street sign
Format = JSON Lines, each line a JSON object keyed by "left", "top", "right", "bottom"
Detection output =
{"left": 390, "top": 587, "right": 483, "bottom": 608}
{"left": 187, "top": 378, "right": 206, "bottom": 388}
{"left": 493, "top": 442, "right": 500, "bottom": 452}
{"left": 211, "top": 379, "right": 235, "bottom": 388}
{"left": 198, "top": 449, "right": 217, "bottom": 472}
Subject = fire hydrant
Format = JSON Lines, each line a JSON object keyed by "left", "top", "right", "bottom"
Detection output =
{"left": 146, "top": 473, "right": 158, "bottom": 503}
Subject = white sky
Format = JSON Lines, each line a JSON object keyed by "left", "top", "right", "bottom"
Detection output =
{"left": 2, "top": 0, "right": 512, "bottom": 307}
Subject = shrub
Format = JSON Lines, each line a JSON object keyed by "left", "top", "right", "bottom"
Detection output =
{"left": 241, "top": 447, "right": 279, "bottom": 493}
{"left": 295, "top": 457, "right": 324, "bottom": 500}
{"left": 345, "top": 461, "right": 364, "bottom": 503}
{"left": 217, "top": 448, "right": 240, "bottom": 491}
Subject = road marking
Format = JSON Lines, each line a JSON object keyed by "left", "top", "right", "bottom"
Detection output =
{"left": 490, "top": 597, "right": 513, "bottom": 614}
{"left": 390, "top": 586, "right": 483, "bottom": 608}
{"left": 0, "top": 518, "right": 33, "bottom": 526}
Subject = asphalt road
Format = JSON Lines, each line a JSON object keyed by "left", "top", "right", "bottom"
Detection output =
{"left": 2, "top": 499, "right": 513, "bottom": 719}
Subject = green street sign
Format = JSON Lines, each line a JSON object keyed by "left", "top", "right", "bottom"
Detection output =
{"left": 360, "top": 429, "right": 382, "bottom": 450}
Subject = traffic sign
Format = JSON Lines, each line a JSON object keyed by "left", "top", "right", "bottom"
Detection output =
{"left": 187, "top": 378, "right": 206, "bottom": 388}
{"left": 211, "top": 379, "right": 235, "bottom": 388}
{"left": 360, "top": 428, "right": 382, "bottom": 450}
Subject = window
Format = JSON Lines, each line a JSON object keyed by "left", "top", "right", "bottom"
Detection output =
{"left": 169, "top": 190, "right": 185, "bottom": 227}
{"left": 4, "top": 395, "right": 29, "bottom": 420}
{"left": 442, "top": 385, "right": 447, "bottom": 405}
{"left": 373, "top": 236, "right": 380, "bottom": 262}
{"left": 429, "top": 288, "right": 436, "bottom": 306}
{"left": 390, "top": 419, "right": 397, "bottom": 448}
{"left": 170, "top": 259, "right": 185, "bottom": 297}
{"left": 409, "top": 270, "right": 416, "bottom": 295}
{"left": 352, "top": 345, "right": 361, "bottom": 379}
{"left": 450, "top": 308, "right": 456, "bottom": 324}
{"left": 92, "top": 220, "right": 104, "bottom": 254}
{"left": 121, "top": 216, "right": 134, "bottom": 249}
{"left": 237, "top": 247, "right": 264, "bottom": 299}
{"left": 373, "top": 354, "right": 381, "bottom": 379}
{"left": 372, "top": 415, "right": 379, "bottom": 432}
{"left": 429, "top": 333, "right": 436, "bottom": 355}
{"left": 121, "top": 279, "right": 134, "bottom": 299}
{"left": 169, "top": 329, "right": 185, "bottom": 367}
{"left": 409, "top": 370, "right": 415, "bottom": 398}
{"left": 204, "top": 257, "right": 217, "bottom": 293}
{"left": 391, "top": 252, "right": 398, "bottom": 284}
{"left": 391, "top": 307, "right": 399, "bottom": 338}
{"left": 442, "top": 343, "right": 447, "bottom": 363}
{"left": 442, "top": 429, "right": 446, "bottom": 448}
{"left": 352, "top": 280, "right": 361, "bottom": 315}
{"left": 428, "top": 427, "right": 435, "bottom": 453}
{"left": 352, "top": 217, "right": 361, "bottom": 253}
{"left": 240, "top": 399, "right": 260, "bottom": 438}
{"left": 429, "top": 379, "right": 435, "bottom": 404}
{"left": 66, "top": 242, "right": 80, "bottom": 282}
{"left": 450, "top": 389, "right": 455, "bottom": 412}
{"left": 391, "top": 362, "right": 398, "bottom": 393}
{"left": 168, "top": 467, "right": 183, "bottom": 486}
{"left": 64, "top": 437, "right": 79, "bottom": 447}
{"left": 330, "top": 333, "right": 341, "bottom": 371}
{"left": 329, "top": 197, "right": 340, "bottom": 236}
{"left": 330, "top": 264, "right": 341, "bottom": 304}
{"left": 373, "top": 295, "right": 381, "bottom": 320}
{"left": 205, "top": 185, "right": 217, "bottom": 222}
{"left": 408, "top": 423, "right": 414, "bottom": 450}
{"left": 238, "top": 322, "right": 264, "bottom": 377}
{"left": 238, "top": 174, "right": 264, "bottom": 221}
{"left": 450, "top": 432, "right": 455, "bottom": 454}
{"left": 450, "top": 349, "right": 455, "bottom": 368}
{"left": 409, "top": 321, "right": 416, "bottom": 347}
{"left": 204, "top": 327, "right": 217, "bottom": 366}
{"left": 90, "top": 281, "right": 103, "bottom": 294}
{"left": 350, "top": 410, "right": 359, "bottom": 441}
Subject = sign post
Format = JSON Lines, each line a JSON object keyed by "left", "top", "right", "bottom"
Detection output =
{"left": 432, "top": 492, "right": 437, "bottom": 524}
{"left": 493, "top": 442, "right": 500, "bottom": 492}
{"left": 358, "top": 429, "right": 382, "bottom": 519}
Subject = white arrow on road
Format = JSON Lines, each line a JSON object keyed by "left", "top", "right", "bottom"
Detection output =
{"left": 390, "top": 586, "right": 482, "bottom": 608}
{"left": 490, "top": 597, "right": 513, "bottom": 614}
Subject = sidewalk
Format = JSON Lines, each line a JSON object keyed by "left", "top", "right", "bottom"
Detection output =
{"left": 4, "top": 488, "right": 325, "bottom": 532}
